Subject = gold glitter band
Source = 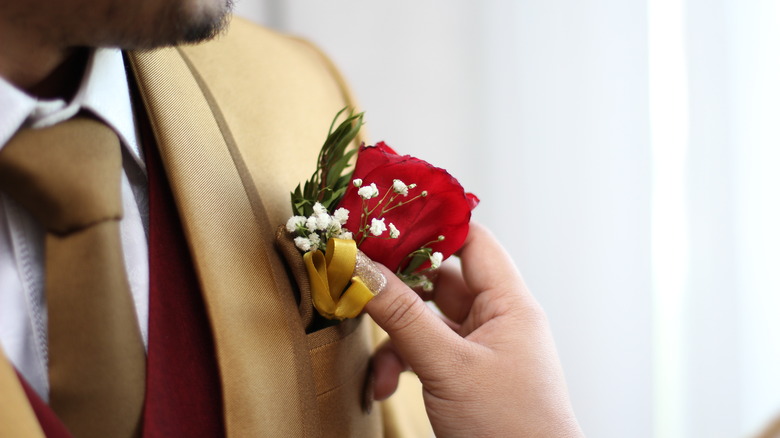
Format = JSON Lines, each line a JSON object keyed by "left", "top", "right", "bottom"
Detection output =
{"left": 354, "top": 250, "right": 386, "bottom": 294}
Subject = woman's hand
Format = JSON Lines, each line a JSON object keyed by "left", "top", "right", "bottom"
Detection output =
{"left": 365, "top": 223, "right": 584, "bottom": 437}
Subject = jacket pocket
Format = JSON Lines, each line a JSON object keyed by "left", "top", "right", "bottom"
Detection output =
{"left": 307, "top": 316, "right": 382, "bottom": 437}
{"left": 277, "top": 225, "right": 383, "bottom": 435}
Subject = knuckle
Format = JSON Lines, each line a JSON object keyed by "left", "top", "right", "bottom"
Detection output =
{"left": 515, "top": 300, "right": 550, "bottom": 329}
{"left": 381, "top": 290, "right": 426, "bottom": 333}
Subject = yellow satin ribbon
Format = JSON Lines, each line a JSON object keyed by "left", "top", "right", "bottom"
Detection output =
{"left": 304, "top": 238, "right": 377, "bottom": 320}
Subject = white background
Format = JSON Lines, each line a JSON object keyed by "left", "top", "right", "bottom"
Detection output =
{"left": 234, "top": 1, "right": 780, "bottom": 437}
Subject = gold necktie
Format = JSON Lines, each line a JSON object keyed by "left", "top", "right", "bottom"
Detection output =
{"left": 0, "top": 117, "right": 146, "bottom": 438}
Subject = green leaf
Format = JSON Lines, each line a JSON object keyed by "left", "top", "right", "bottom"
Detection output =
{"left": 289, "top": 107, "right": 365, "bottom": 217}
{"left": 400, "top": 250, "right": 433, "bottom": 275}
{"left": 326, "top": 153, "right": 356, "bottom": 187}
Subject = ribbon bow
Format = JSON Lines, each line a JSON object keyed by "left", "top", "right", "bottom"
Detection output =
{"left": 304, "top": 238, "right": 377, "bottom": 320}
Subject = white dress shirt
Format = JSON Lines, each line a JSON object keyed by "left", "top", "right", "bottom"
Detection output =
{"left": 0, "top": 48, "right": 149, "bottom": 401}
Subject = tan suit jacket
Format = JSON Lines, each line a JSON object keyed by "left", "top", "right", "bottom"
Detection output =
{"left": 0, "top": 17, "right": 431, "bottom": 438}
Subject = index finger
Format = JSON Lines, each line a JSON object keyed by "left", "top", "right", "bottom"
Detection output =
{"left": 364, "top": 264, "right": 467, "bottom": 375}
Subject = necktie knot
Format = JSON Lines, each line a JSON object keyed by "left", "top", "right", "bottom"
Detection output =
{"left": 0, "top": 117, "right": 123, "bottom": 234}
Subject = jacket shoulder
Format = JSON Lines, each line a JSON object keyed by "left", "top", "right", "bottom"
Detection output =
{"left": 178, "top": 16, "right": 357, "bottom": 114}
{"left": 176, "top": 16, "right": 359, "bottom": 227}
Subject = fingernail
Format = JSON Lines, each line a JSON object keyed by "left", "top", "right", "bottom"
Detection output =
{"left": 354, "top": 250, "right": 387, "bottom": 295}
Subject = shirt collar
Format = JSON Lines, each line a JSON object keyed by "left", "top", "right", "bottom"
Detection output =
{"left": 0, "top": 48, "right": 145, "bottom": 173}
{"left": 0, "top": 80, "right": 37, "bottom": 151}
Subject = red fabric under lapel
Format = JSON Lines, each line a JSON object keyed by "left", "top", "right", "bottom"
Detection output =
{"left": 15, "top": 371, "right": 73, "bottom": 438}
{"left": 140, "top": 108, "right": 225, "bottom": 438}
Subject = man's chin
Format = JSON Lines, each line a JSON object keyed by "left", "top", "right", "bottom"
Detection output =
{"left": 167, "top": 0, "right": 234, "bottom": 45}
{"left": 130, "top": 0, "right": 234, "bottom": 49}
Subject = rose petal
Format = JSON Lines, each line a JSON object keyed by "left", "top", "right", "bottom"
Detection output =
{"left": 338, "top": 143, "right": 477, "bottom": 272}
{"left": 466, "top": 193, "right": 480, "bottom": 210}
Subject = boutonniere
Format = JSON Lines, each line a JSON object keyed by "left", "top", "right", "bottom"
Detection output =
{"left": 285, "top": 108, "right": 479, "bottom": 320}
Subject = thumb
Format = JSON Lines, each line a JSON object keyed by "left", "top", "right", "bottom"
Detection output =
{"left": 364, "top": 264, "right": 464, "bottom": 373}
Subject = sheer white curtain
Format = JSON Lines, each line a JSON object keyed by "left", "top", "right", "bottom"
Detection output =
{"left": 235, "top": 1, "right": 780, "bottom": 436}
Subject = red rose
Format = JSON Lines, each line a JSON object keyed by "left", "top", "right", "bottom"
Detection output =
{"left": 337, "top": 142, "right": 479, "bottom": 272}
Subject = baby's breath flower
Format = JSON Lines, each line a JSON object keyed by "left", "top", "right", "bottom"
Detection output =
{"left": 430, "top": 252, "right": 443, "bottom": 269}
{"left": 327, "top": 217, "right": 343, "bottom": 234}
{"left": 286, "top": 216, "right": 306, "bottom": 233}
{"left": 305, "top": 216, "right": 318, "bottom": 232}
{"left": 294, "top": 236, "right": 312, "bottom": 252}
{"left": 338, "top": 230, "right": 353, "bottom": 240}
{"left": 392, "top": 179, "right": 409, "bottom": 196}
{"left": 308, "top": 233, "right": 322, "bottom": 249}
{"left": 358, "top": 183, "right": 379, "bottom": 199}
{"left": 312, "top": 202, "right": 327, "bottom": 215}
{"left": 352, "top": 178, "right": 363, "bottom": 187}
{"left": 369, "top": 217, "right": 387, "bottom": 236}
{"left": 388, "top": 223, "right": 400, "bottom": 239}
{"left": 333, "top": 207, "right": 350, "bottom": 224}
{"left": 314, "top": 212, "right": 331, "bottom": 230}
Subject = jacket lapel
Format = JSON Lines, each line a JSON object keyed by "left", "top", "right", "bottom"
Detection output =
{"left": 127, "top": 48, "right": 319, "bottom": 437}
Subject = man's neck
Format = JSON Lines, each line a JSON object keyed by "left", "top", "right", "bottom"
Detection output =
{"left": 27, "top": 48, "right": 90, "bottom": 100}
{"left": 0, "top": 20, "right": 87, "bottom": 100}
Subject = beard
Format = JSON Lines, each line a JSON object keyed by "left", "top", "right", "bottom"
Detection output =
{"left": 1, "top": 0, "right": 236, "bottom": 52}
{"left": 133, "top": 0, "right": 235, "bottom": 48}
{"left": 56, "top": 0, "right": 238, "bottom": 50}
{"left": 171, "top": 0, "right": 235, "bottom": 45}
